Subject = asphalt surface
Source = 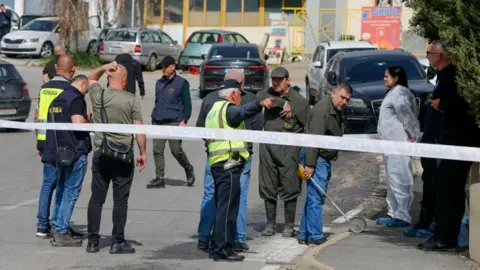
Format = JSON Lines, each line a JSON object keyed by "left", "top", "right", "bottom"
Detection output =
{"left": 0, "top": 63, "right": 381, "bottom": 269}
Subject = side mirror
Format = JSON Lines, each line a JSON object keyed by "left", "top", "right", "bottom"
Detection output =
{"left": 313, "top": 61, "right": 323, "bottom": 68}
{"left": 201, "top": 54, "right": 206, "bottom": 60}
{"left": 11, "top": 25, "right": 18, "bottom": 31}
{"left": 173, "top": 40, "right": 178, "bottom": 45}
{"left": 327, "top": 71, "right": 337, "bottom": 85}
{"left": 426, "top": 66, "right": 437, "bottom": 80}
{"left": 264, "top": 54, "right": 269, "bottom": 60}
{"left": 292, "top": 85, "right": 300, "bottom": 92}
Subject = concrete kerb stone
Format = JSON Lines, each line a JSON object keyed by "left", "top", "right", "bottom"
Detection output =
{"left": 280, "top": 154, "right": 389, "bottom": 270}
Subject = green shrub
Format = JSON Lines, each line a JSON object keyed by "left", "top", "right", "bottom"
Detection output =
{"left": 41, "top": 52, "right": 102, "bottom": 69}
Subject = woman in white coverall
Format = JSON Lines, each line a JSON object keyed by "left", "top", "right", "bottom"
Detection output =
{"left": 376, "top": 65, "right": 421, "bottom": 227}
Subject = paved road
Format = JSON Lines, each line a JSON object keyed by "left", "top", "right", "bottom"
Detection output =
{"left": 0, "top": 63, "right": 381, "bottom": 269}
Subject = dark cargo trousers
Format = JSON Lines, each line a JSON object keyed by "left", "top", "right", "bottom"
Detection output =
{"left": 258, "top": 143, "right": 301, "bottom": 237}
{"left": 152, "top": 121, "right": 192, "bottom": 179}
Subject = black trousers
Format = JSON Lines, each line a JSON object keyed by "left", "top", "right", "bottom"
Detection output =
{"left": 210, "top": 161, "right": 243, "bottom": 257}
{"left": 87, "top": 150, "right": 134, "bottom": 244}
{"left": 418, "top": 135, "right": 438, "bottom": 227}
{"left": 434, "top": 158, "right": 472, "bottom": 245}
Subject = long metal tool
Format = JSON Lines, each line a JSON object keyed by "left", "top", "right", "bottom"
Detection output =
{"left": 308, "top": 177, "right": 367, "bottom": 233}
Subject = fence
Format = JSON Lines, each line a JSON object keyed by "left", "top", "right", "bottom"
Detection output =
{"left": 282, "top": 7, "right": 428, "bottom": 57}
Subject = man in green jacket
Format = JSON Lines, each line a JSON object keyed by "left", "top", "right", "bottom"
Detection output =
{"left": 298, "top": 83, "right": 352, "bottom": 245}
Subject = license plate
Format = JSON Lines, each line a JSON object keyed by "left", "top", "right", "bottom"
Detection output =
{"left": 6, "top": 44, "right": 18, "bottom": 49}
{"left": 0, "top": 108, "right": 16, "bottom": 115}
{"left": 224, "top": 68, "right": 243, "bottom": 73}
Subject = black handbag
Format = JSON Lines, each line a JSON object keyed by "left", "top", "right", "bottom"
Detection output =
{"left": 51, "top": 110, "right": 76, "bottom": 167}
{"left": 98, "top": 89, "right": 134, "bottom": 164}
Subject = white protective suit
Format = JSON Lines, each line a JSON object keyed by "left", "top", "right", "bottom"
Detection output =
{"left": 377, "top": 84, "right": 421, "bottom": 224}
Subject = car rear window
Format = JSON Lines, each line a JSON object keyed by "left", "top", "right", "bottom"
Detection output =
{"left": 0, "top": 65, "right": 22, "bottom": 80}
{"left": 188, "top": 32, "right": 220, "bottom": 44}
{"left": 343, "top": 57, "right": 425, "bottom": 84}
{"left": 208, "top": 47, "right": 260, "bottom": 59}
{"left": 105, "top": 31, "right": 137, "bottom": 42}
{"left": 327, "top": 48, "right": 377, "bottom": 62}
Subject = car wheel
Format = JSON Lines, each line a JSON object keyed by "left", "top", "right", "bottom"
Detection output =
{"left": 39, "top": 42, "right": 53, "bottom": 58}
{"left": 146, "top": 54, "right": 157, "bottom": 72}
{"left": 86, "top": 40, "right": 98, "bottom": 55}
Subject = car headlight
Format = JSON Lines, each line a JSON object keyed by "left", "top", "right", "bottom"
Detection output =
{"left": 346, "top": 98, "right": 366, "bottom": 108}
{"left": 30, "top": 38, "right": 39, "bottom": 42}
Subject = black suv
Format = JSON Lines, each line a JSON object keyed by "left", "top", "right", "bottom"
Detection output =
{"left": 315, "top": 50, "right": 434, "bottom": 134}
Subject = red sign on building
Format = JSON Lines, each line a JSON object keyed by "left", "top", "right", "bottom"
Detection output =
{"left": 360, "top": 6, "right": 402, "bottom": 50}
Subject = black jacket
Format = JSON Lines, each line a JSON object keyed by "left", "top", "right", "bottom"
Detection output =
{"left": 434, "top": 65, "right": 479, "bottom": 146}
{"left": 114, "top": 54, "right": 145, "bottom": 96}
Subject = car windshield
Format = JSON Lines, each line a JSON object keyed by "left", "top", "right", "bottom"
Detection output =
{"left": 20, "top": 16, "right": 44, "bottom": 28}
{"left": 327, "top": 48, "right": 377, "bottom": 62}
{"left": 0, "top": 65, "right": 22, "bottom": 80}
{"left": 21, "top": 19, "right": 58, "bottom": 31}
{"left": 105, "top": 31, "right": 137, "bottom": 42}
{"left": 208, "top": 47, "right": 259, "bottom": 59}
{"left": 343, "top": 58, "right": 425, "bottom": 84}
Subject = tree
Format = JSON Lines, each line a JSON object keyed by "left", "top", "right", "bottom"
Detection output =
{"left": 49, "top": 0, "right": 125, "bottom": 52}
{"left": 404, "top": 0, "right": 480, "bottom": 125}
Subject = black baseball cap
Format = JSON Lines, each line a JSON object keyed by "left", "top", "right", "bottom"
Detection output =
{"left": 159, "top": 55, "right": 176, "bottom": 68}
{"left": 223, "top": 79, "right": 247, "bottom": 95}
{"left": 270, "top": 66, "right": 290, "bottom": 78}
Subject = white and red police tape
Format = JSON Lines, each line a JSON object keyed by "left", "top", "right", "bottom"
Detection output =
{"left": 0, "top": 119, "right": 479, "bottom": 162}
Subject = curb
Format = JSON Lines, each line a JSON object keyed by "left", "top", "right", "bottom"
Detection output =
{"left": 281, "top": 154, "right": 388, "bottom": 270}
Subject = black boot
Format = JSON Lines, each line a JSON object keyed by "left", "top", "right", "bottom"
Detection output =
{"left": 146, "top": 177, "right": 166, "bottom": 188}
{"left": 282, "top": 199, "right": 297, "bottom": 237}
{"left": 261, "top": 200, "right": 276, "bottom": 236}
{"left": 185, "top": 165, "right": 195, "bottom": 186}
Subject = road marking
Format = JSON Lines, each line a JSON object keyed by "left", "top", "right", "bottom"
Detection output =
{"left": 1, "top": 198, "right": 37, "bottom": 210}
{"left": 331, "top": 205, "right": 364, "bottom": 224}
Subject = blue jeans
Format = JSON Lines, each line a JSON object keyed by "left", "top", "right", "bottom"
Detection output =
{"left": 198, "top": 155, "right": 252, "bottom": 244}
{"left": 37, "top": 162, "right": 60, "bottom": 230}
{"left": 298, "top": 151, "right": 331, "bottom": 242}
{"left": 51, "top": 155, "right": 88, "bottom": 233}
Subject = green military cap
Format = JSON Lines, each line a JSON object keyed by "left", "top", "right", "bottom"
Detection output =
{"left": 270, "top": 66, "right": 290, "bottom": 78}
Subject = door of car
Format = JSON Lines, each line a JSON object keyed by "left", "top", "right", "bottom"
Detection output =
{"left": 150, "top": 30, "right": 169, "bottom": 61}
{"left": 139, "top": 31, "right": 154, "bottom": 58}
{"left": 324, "top": 58, "right": 339, "bottom": 94}
{"left": 318, "top": 57, "right": 337, "bottom": 101}
{"left": 5, "top": 6, "right": 20, "bottom": 31}
{"left": 159, "top": 30, "right": 182, "bottom": 60}
{"left": 309, "top": 46, "right": 325, "bottom": 92}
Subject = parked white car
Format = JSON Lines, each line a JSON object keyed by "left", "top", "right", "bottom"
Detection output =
{"left": 305, "top": 41, "right": 378, "bottom": 105}
{"left": 418, "top": 57, "right": 437, "bottom": 85}
{"left": 1, "top": 16, "right": 101, "bottom": 58}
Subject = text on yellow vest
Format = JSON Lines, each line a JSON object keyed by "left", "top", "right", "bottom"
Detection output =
{"left": 205, "top": 100, "right": 250, "bottom": 166}
{"left": 36, "top": 88, "right": 64, "bottom": 141}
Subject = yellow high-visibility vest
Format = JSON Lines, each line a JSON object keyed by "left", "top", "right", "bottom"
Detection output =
{"left": 36, "top": 88, "right": 64, "bottom": 141}
{"left": 205, "top": 100, "right": 250, "bottom": 166}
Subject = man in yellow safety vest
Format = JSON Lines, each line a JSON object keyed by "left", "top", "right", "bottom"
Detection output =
{"left": 205, "top": 83, "right": 274, "bottom": 262}
{"left": 34, "top": 56, "right": 80, "bottom": 239}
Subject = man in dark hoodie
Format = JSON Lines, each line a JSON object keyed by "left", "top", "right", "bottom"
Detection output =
{"left": 113, "top": 48, "right": 145, "bottom": 99}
